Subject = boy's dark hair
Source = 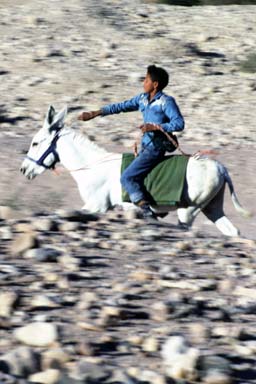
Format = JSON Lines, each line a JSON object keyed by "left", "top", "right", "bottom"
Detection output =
{"left": 147, "top": 65, "right": 169, "bottom": 91}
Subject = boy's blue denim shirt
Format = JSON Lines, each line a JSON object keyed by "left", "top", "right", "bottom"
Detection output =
{"left": 101, "top": 91, "right": 185, "bottom": 150}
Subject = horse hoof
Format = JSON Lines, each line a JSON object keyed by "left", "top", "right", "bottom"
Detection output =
{"left": 177, "top": 220, "right": 190, "bottom": 231}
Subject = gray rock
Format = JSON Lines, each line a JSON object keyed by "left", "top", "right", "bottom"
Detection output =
{"left": 189, "top": 323, "right": 211, "bottom": 343}
{"left": 58, "top": 221, "right": 81, "bottom": 231}
{"left": 41, "top": 348, "right": 70, "bottom": 370}
{"left": 11, "top": 232, "right": 39, "bottom": 256}
{"left": 24, "top": 247, "right": 62, "bottom": 262}
{"left": 110, "top": 370, "right": 138, "bottom": 384}
{"left": 0, "top": 291, "right": 19, "bottom": 318}
{"left": 0, "top": 372, "right": 18, "bottom": 384}
{"left": 75, "top": 341, "right": 96, "bottom": 357}
{"left": 150, "top": 301, "right": 175, "bottom": 321}
{"left": 0, "top": 347, "right": 40, "bottom": 377}
{"left": 58, "top": 254, "right": 80, "bottom": 270}
{"left": 197, "top": 355, "right": 232, "bottom": 380}
{"left": 0, "top": 316, "right": 11, "bottom": 329}
{"left": 70, "top": 360, "right": 112, "bottom": 382}
{"left": 33, "top": 218, "right": 58, "bottom": 231}
{"left": 76, "top": 291, "right": 100, "bottom": 310}
{"left": 98, "top": 305, "right": 124, "bottom": 327}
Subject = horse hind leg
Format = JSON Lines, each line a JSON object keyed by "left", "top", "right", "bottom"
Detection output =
{"left": 202, "top": 185, "right": 240, "bottom": 237}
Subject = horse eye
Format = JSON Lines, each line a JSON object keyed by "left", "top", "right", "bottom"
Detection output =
{"left": 32, "top": 142, "right": 38, "bottom": 147}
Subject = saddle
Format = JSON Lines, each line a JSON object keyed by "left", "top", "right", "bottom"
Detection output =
{"left": 121, "top": 153, "right": 189, "bottom": 206}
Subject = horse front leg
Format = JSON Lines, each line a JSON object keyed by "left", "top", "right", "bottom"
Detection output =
{"left": 81, "top": 201, "right": 110, "bottom": 213}
{"left": 81, "top": 196, "right": 110, "bottom": 213}
{"left": 79, "top": 182, "right": 112, "bottom": 213}
{"left": 177, "top": 206, "right": 201, "bottom": 229}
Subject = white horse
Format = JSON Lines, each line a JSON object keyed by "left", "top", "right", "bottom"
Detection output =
{"left": 21, "top": 106, "right": 250, "bottom": 237}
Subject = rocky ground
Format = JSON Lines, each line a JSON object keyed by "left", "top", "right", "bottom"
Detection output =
{"left": 0, "top": 209, "right": 256, "bottom": 384}
{"left": 0, "top": 0, "right": 256, "bottom": 383}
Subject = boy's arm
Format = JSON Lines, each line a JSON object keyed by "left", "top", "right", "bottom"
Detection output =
{"left": 101, "top": 94, "right": 141, "bottom": 116}
{"left": 160, "top": 97, "right": 185, "bottom": 133}
{"left": 78, "top": 94, "right": 141, "bottom": 121}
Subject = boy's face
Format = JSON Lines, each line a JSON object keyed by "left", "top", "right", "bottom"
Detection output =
{"left": 143, "top": 73, "right": 158, "bottom": 94}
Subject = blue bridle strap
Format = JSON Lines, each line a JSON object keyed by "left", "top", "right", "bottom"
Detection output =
{"left": 26, "top": 133, "right": 60, "bottom": 170}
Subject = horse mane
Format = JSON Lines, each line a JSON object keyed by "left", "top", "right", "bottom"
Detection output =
{"left": 63, "top": 127, "right": 108, "bottom": 158}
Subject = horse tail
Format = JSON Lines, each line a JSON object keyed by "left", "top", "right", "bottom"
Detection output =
{"left": 220, "top": 164, "right": 252, "bottom": 218}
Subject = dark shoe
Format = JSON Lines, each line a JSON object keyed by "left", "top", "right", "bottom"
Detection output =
{"left": 140, "top": 203, "right": 158, "bottom": 220}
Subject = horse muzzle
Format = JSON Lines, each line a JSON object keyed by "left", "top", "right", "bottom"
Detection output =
{"left": 20, "top": 159, "right": 44, "bottom": 180}
{"left": 20, "top": 165, "right": 36, "bottom": 180}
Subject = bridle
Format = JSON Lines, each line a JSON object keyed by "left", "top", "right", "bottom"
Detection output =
{"left": 26, "top": 132, "right": 60, "bottom": 170}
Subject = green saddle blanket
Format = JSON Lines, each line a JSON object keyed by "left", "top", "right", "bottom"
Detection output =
{"left": 121, "top": 153, "right": 189, "bottom": 206}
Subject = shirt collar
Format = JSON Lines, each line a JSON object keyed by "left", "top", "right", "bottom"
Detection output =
{"left": 147, "top": 90, "right": 163, "bottom": 103}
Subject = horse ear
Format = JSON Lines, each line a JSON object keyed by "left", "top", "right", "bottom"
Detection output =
{"left": 54, "top": 106, "right": 68, "bottom": 125}
{"left": 49, "top": 106, "right": 68, "bottom": 133}
{"left": 47, "top": 105, "right": 56, "bottom": 124}
{"left": 43, "top": 105, "right": 56, "bottom": 129}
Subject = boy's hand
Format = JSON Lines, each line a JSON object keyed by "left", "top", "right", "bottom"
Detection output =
{"left": 78, "top": 111, "right": 93, "bottom": 121}
{"left": 78, "top": 110, "right": 101, "bottom": 121}
{"left": 139, "top": 123, "right": 162, "bottom": 133}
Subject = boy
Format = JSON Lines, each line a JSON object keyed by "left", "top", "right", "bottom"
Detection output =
{"left": 78, "top": 65, "right": 185, "bottom": 219}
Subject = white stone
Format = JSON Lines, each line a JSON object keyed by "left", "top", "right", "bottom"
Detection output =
{"left": 203, "top": 370, "right": 232, "bottom": 384}
{"left": 142, "top": 337, "right": 159, "bottom": 353}
{"left": 161, "top": 336, "right": 199, "bottom": 380}
{"left": 14, "top": 322, "right": 58, "bottom": 347}
{"left": 29, "top": 369, "right": 61, "bottom": 384}
{"left": 30, "top": 295, "right": 59, "bottom": 309}
{"left": 0, "top": 346, "right": 39, "bottom": 376}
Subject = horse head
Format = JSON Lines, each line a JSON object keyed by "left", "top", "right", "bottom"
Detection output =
{"left": 20, "top": 105, "right": 67, "bottom": 179}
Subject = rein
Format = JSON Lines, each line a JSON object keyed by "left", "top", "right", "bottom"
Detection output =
{"left": 133, "top": 126, "right": 190, "bottom": 157}
{"left": 160, "top": 128, "right": 190, "bottom": 157}
{"left": 67, "top": 153, "right": 121, "bottom": 173}
{"left": 158, "top": 128, "right": 218, "bottom": 158}
{"left": 134, "top": 128, "right": 218, "bottom": 159}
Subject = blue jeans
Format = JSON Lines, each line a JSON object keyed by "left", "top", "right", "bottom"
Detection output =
{"left": 120, "top": 146, "right": 165, "bottom": 203}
